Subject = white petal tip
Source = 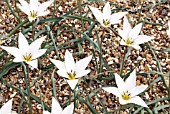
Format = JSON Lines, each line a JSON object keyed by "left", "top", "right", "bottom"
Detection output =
{"left": 123, "top": 12, "right": 128, "bottom": 15}
{"left": 67, "top": 79, "right": 79, "bottom": 90}
{"left": 40, "top": 36, "right": 46, "bottom": 41}
{"left": 150, "top": 36, "right": 154, "bottom": 40}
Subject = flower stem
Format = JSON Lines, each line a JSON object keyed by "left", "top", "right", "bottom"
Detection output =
{"left": 46, "top": 25, "right": 60, "bottom": 60}
{"left": 69, "top": 89, "right": 72, "bottom": 104}
{"left": 22, "top": 63, "right": 32, "bottom": 114}
{"left": 119, "top": 105, "right": 122, "bottom": 114}
{"left": 120, "top": 47, "right": 132, "bottom": 76}
{"left": 73, "top": 88, "right": 77, "bottom": 113}
{"left": 32, "top": 20, "right": 35, "bottom": 39}
{"left": 100, "top": 30, "right": 104, "bottom": 53}
{"left": 98, "top": 29, "right": 105, "bottom": 78}
{"left": 77, "top": 0, "right": 84, "bottom": 32}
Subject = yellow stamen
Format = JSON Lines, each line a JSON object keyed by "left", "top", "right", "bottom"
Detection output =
{"left": 121, "top": 93, "right": 130, "bottom": 100}
{"left": 68, "top": 73, "right": 75, "bottom": 80}
{"left": 125, "top": 38, "right": 133, "bottom": 46}
{"left": 23, "top": 53, "right": 32, "bottom": 62}
{"left": 103, "top": 20, "right": 110, "bottom": 26}
{"left": 30, "top": 12, "right": 37, "bottom": 19}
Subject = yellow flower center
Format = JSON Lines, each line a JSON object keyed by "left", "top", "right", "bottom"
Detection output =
{"left": 103, "top": 20, "right": 110, "bottom": 26}
{"left": 23, "top": 53, "right": 32, "bottom": 62}
{"left": 125, "top": 38, "right": 133, "bottom": 46}
{"left": 121, "top": 93, "right": 130, "bottom": 100}
{"left": 68, "top": 73, "right": 75, "bottom": 80}
{"left": 30, "top": 12, "right": 37, "bottom": 19}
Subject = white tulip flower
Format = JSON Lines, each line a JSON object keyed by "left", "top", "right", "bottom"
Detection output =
{"left": 118, "top": 16, "right": 154, "bottom": 50}
{"left": 0, "top": 32, "right": 47, "bottom": 68}
{"left": 50, "top": 50, "right": 92, "bottom": 90}
{"left": 0, "top": 99, "right": 13, "bottom": 114}
{"left": 103, "top": 70, "right": 148, "bottom": 107}
{"left": 89, "top": 2, "right": 127, "bottom": 27}
{"left": 43, "top": 97, "right": 74, "bottom": 114}
{"left": 17, "top": 0, "right": 53, "bottom": 22}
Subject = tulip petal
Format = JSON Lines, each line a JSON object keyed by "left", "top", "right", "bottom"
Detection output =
{"left": 27, "top": 59, "right": 38, "bottom": 68}
{"left": 29, "top": 0, "right": 39, "bottom": 13}
{"left": 38, "top": 0, "right": 53, "bottom": 15}
{"left": 102, "top": 87, "right": 120, "bottom": 98}
{"left": 13, "top": 57, "right": 24, "bottom": 62}
{"left": 89, "top": 6, "right": 103, "bottom": 25}
{"left": 118, "top": 29, "right": 127, "bottom": 40}
{"left": 0, "top": 46, "right": 23, "bottom": 59}
{"left": 123, "top": 16, "right": 132, "bottom": 37}
{"left": 119, "top": 97, "right": 129, "bottom": 105}
{"left": 65, "top": 50, "right": 75, "bottom": 73}
{"left": 43, "top": 111, "right": 51, "bottom": 114}
{"left": 52, "top": 97, "right": 62, "bottom": 114}
{"left": 125, "top": 70, "right": 136, "bottom": 91}
{"left": 130, "top": 85, "right": 148, "bottom": 97}
{"left": 37, "top": 11, "right": 50, "bottom": 17}
{"left": 49, "top": 59, "right": 65, "bottom": 71}
{"left": 31, "top": 49, "right": 47, "bottom": 60}
{"left": 17, "top": 0, "right": 30, "bottom": 15}
{"left": 18, "top": 32, "right": 29, "bottom": 54}
{"left": 103, "top": 2, "right": 111, "bottom": 21}
{"left": 28, "top": 16, "right": 36, "bottom": 22}
{"left": 57, "top": 69, "right": 68, "bottom": 78}
{"left": 75, "top": 55, "right": 92, "bottom": 74}
{"left": 131, "top": 45, "right": 141, "bottom": 50}
{"left": 62, "top": 103, "right": 74, "bottom": 114}
{"left": 76, "top": 69, "right": 90, "bottom": 78}
{"left": 128, "top": 96, "right": 148, "bottom": 107}
{"left": 134, "top": 35, "right": 154, "bottom": 45}
{"left": 109, "top": 20, "right": 121, "bottom": 25}
{"left": 17, "top": 5, "right": 30, "bottom": 16}
{"left": 110, "top": 12, "right": 127, "bottom": 25}
{"left": 115, "top": 73, "right": 127, "bottom": 94}
{"left": 120, "top": 39, "right": 126, "bottom": 45}
{"left": 129, "top": 23, "right": 142, "bottom": 40}
{"left": 66, "top": 79, "right": 79, "bottom": 90}
{"left": 29, "top": 36, "right": 46, "bottom": 53}
{"left": 0, "top": 99, "right": 13, "bottom": 114}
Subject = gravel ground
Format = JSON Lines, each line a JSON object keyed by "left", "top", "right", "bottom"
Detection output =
{"left": 0, "top": 0, "right": 170, "bottom": 114}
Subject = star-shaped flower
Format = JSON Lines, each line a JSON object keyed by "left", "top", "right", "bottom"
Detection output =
{"left": 118, "top": 16, "right": 154, "bottom": 50}
{"left": 43, "top": 97, "right": 74, "bottom": 114}
{"left": 17, "top": 0, "right": 53, "bottom": 22}
{"left": 50, "top": 50, "right": 92, "bottom": 90}
{"left": 0, "top": 32, "right": 47, "bottom": 68}
{"left": 103, "top": 70, "right": 148, "bottom": 107}
{"left": 89, "top": 2, "right": 127, "bottom": 27}
{"left": 0, "top": 99, "right": 13, "bottom": 114}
